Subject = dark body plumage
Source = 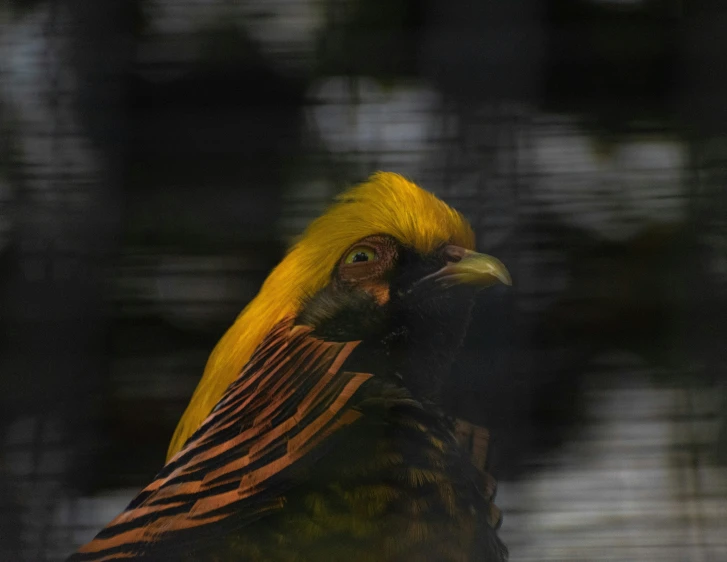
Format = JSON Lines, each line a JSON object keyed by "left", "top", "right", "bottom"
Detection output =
{"left": 71, "top": 230, "right": 509, "bottom": 561}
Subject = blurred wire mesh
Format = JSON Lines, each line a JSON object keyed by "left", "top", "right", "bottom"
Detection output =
{"left": 1, "top": 0, "right": 726, "bottom": 560}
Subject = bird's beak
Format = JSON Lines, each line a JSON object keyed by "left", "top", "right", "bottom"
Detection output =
{"left": 414, "top": 246, "right": 512, "bottom": 291}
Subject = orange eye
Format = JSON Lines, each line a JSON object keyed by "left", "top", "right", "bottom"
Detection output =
{"left": 344, "top": 247, "right": 377, "bottom": 264}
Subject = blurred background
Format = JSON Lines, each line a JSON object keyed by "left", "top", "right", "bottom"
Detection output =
{"left": 1, "top": 0, "right": 726, "bottom": 560}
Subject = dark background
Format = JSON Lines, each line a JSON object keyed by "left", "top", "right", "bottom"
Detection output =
{"left": 1, "top": 0, "right": 726, "bottom": 560}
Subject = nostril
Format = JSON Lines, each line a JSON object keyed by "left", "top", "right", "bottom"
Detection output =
{"left": 442, "top": 245, "right": 467, "bottom": 263}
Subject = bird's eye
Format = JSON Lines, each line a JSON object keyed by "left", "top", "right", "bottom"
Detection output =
{"left": 344, "top": 247, "right": 377, "bottom": 264}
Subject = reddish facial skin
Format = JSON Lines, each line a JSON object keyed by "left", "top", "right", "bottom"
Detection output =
{"left": 335, "top": 235, "right": 399, "bottom": 306}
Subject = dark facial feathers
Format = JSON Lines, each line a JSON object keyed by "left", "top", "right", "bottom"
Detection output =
{"left": 295, "top": 244, "right": 477, "bottom": 404}
{"left": 296, "top": 286, "right": 391, "bottom": 343}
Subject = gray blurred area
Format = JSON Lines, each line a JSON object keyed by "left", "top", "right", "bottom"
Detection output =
{"left": 1, "top": 0, "right": 726, "bottom": 560}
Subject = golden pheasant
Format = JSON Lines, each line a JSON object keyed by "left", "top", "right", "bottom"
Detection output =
{"left": 70, "top": 172, "right": 511, "bottom": 561}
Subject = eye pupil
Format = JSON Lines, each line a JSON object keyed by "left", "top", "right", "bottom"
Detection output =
{"left": 352, "top": 251, "right": 369, "bottom": 263}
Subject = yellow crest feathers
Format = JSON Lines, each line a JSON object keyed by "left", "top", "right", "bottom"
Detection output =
{"left": 166, "top": 172, "right": 475, "bottom": 460}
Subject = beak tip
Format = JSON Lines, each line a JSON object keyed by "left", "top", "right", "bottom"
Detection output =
{"left": 498, "top": 269, "right": 513, "bottom": 287}
{"left": 477, "top": 254, "right": 512, "bottom": 289}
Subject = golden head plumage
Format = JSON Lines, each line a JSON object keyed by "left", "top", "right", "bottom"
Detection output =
{"left": 166, "top": 172, "right": 476, "bottom": 460}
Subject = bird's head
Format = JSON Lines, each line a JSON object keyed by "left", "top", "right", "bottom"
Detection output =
{"left": 295, "top": 233, "right": 510, "bottom": 401}
{"left": 167, "top": 172, "right": 511, "bottom": 460}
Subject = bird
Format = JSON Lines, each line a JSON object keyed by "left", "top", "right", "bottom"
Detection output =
{"left": 69, "top": 172, "right": 512, "bottom": 562}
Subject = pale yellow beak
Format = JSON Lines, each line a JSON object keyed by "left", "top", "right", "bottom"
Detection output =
{"left": 416, "top": 247, "right": 512, "bottom": 291}
{"left": 442, "top": 249, "right": 512, "bottom": 288}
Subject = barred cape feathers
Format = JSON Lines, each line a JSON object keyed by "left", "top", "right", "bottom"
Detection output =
{"left": 71, "top": 319, "right": 373, "bottom": 561}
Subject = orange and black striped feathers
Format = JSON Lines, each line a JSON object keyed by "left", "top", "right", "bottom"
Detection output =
{"left": 70, "top": 316, "right": 506, "bottom": 562}
{"left": 70, "top": 318, "right": 374, "bottom": 561}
